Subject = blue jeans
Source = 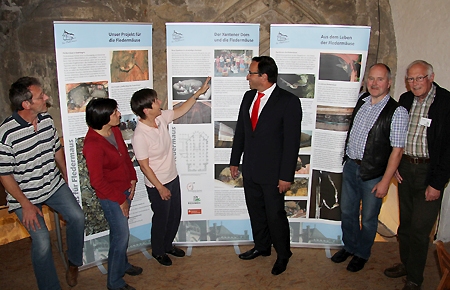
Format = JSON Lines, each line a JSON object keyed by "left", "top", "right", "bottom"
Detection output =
{"left": 99, "top": 190, "right": 132, "bottom": 289}
{"left": 341, "top": 159, "right": 383, "bottom": 260}
{"left": 146, "top": 176, "right": 181, "bottom": 256}
{"left": 14, "top": 184, "right": 85, "bottom": 290}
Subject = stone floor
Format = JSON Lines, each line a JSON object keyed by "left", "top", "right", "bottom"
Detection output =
{"left": 0, "top": 230, "right": 444, "bottom": 290}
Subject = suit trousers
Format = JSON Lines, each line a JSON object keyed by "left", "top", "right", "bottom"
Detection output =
{"left": 243, "top": 178, "right": 292, "bottom": 259}
{"left": 397, "top": 158, "right": 443, "bottom": 285}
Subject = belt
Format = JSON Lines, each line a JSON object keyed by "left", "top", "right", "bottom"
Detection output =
{"left": 351, "top": 159, "right": 362, "bottom": 165}
{"left": 402, "top": 154, "right": 430, "bottom": 164}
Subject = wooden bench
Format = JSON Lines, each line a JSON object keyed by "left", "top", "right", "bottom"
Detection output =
{"left": 0, "top": 182, "right": 55, "bottom": 245}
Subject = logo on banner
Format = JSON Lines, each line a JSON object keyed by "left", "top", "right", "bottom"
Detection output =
{"left": 172, "top": 30, "right": 184, "bottom": 42}
{"left": 276, "top": 32, "right": 289, "bottom": 44}
{"left": 188, "top": 209, "right": 202, "bottom": 215}
{"left": 62, "top": 30, "right": 77, "bottom": 44}
{"left": 188, "top": 195, "right": 201, "bottom": 205}
{"left": 186, "top": 182, "right": 201, "bottom": 192}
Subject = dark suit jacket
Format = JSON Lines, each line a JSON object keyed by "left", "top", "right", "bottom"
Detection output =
{"left": 399, "top": 82, "right": 450, "bottom": 191}
{"left": 230, "top": 85, "right": 302, "bottom": 185}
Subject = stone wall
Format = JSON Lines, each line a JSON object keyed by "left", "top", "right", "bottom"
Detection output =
{"left": 0, "top": 0, "right": 396, "bottom": 134}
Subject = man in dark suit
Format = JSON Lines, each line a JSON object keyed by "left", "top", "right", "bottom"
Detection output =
{"left": 230, "top": 56, "right": 302, "bottom": 275}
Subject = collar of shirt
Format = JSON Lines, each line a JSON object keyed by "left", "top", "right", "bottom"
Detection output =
{"left": 12, "top": 111, "right": 45, "bottom": 127}
{"left": 259, "top": 83, "right": 276, "bottom": 99}
{"left": 250, "top": 83, "right": 276, "bottom": 114}
{"left": 362, "top": 93, "right": 391, "bottom": 108}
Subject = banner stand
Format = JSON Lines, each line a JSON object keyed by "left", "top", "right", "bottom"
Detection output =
{"left": 141, "top": 248, "right": 152, "bottom": 260}
{"left": 54, "top": 212, "right": 67, "bottom": 270}
{"left": 186, "top": 246, "right": 193, "bottom": 257}
{"left": 96, "top": 262, "right": 108, "bottom": 275}
{"left": 53, "top": 21, "right": 154, "bottom": 268}
{"left": 324, "top": 247, "right": 332, "bottom": 259}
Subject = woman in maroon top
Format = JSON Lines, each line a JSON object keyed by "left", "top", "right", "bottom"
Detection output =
{"left": 83, "top": 98, "right": 141, "bottom": 290}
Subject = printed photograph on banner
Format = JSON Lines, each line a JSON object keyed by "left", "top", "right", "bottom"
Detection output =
{"left": 277, "top": 73, "right": 315, "bottom": 99}
{"left": 214, "top": 121, "right": 236, "bottom": 148}
{"left": 83, "top": 231, "right": 151, "bottom": 264}
{"left": 214, "top": 49, "right": 253, "bottom": 77}
{"left": 309, "top": 170, "right": 342, "bottom": 221}
{"left": 289, "top": 222, "right": 343, "bottom": 245}
{"left": 126, "top": 143, "right": 138, "bottom": 168}
{"left": 214, "top": 163, "right": 243, "bottom": 188}
{"left": 119, "top": 113, "right": 137, "bottom": 140}
{"left": 66, "top": 81, "right": 108, "bottom": 113}
{"left": 173, "top": 101, "right": 211, "bottom": 124}
{"left": 299, "top": 130, "right": 312, "bottom": 153}
{"left": 285, "top": 200, "right": 307, "bottom": 219}
{"left": 176, "top": 220, "right": 208, "bottom": 242}
{"left": 295, "top": 154, "right": 311, "bottom": 175}
{"left": 315, "top": 105, "right": 353, "bottom": 132}
{"left": 110, "top": 50, "right": 149, "bottom": 83}
{"left": 207, "top": 220, "right": 252, "bottom": 241}
{"left": 75, "top": 137, "right": 109, "bottom": 236}
{"left": 318, "top": 53, "right": 362, "bottom": 82}
{"left": 172, "top": 76, "right": 211, "bottom": 100}
{"left": 286, "top": 177, "right": 309, "bottom": 197}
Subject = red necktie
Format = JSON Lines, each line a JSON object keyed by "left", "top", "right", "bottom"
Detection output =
{"left": 251, "top": 92, "right": 264, "bottom": 130}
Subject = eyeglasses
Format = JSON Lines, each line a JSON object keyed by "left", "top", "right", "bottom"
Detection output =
{"left": 406, "top": 75, "right": 428, "bottom": 83}
{"left": 29, "top": 94, "right": 45, "bottom": 103}
{"left": 248, "top": 71, "right": 260, "bottom": 75}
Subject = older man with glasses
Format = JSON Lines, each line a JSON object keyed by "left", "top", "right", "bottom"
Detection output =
{"left": 384, "top": 60, "right": 450, "bottom": 290}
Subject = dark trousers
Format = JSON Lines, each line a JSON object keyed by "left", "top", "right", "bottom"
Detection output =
{"left": 397, "top": 158, "right": 443, "bottom": 285}
{"left": 243, "top": 178, "right": 292, "bottom": 259}
{"left": 146, "top": 176, "right": 182, "bottom": 256}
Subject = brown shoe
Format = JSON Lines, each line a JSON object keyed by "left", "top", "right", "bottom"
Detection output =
{"left": 384, "top": 263, "right": 407, "bottom": 278}
{"left": 66, "top": 265, "right": 78, "bottom": 287}
{"left": 402, "top": 280, "right": 421, "bottom": 290}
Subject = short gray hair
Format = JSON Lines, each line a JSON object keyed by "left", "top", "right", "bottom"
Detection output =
{"left": 406, "top": 60, "right": 434, "bottom": 79}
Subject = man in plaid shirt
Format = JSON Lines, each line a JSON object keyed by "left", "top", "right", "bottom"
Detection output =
{"left": 384, "top": 60, "right": 450, "bottom": 290}
{"left": 331, "top": 63, "right": 408, "bottom": 273}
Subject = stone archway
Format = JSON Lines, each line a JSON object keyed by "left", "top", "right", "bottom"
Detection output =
{"left": 0, "top": 0, "right": 395, "bottom": 132}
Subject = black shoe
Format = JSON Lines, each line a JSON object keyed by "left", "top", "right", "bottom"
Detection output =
{"left": 124, "top": 265, "right": 143, "bottom": 276}
{"left": 331, "top": 248, "right": 353, "bottom": 263}
{"left": 346, "top": 255, "right": 367, "bottom": 272}
{"left": 152, "top": 253, "right": 172, "bottom": 266}
{"left": 107, "top": 284, "right": 136, "bottom": 290}
{"left": 271, "top": 258, "right": 289, "bottom": 275}
{"left": 384, "top": 263, "right": 407, "bottom": 278}
{"left": 402, "top": 280, "right": 421, "bottom": 290}
{"left": 166, "top": 246, "right": 185, "bottom": 257}
{"left": 238, "top": 248, "right": 271, "bottom": 260}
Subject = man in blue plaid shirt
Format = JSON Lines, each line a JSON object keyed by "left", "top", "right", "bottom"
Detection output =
{"left": 330, "top": 63, "right": 409, "bottom": 272}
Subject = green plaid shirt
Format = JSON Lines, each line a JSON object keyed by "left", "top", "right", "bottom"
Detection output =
{"left": 405, "top": 84, "right": 436, "bottom": 157}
